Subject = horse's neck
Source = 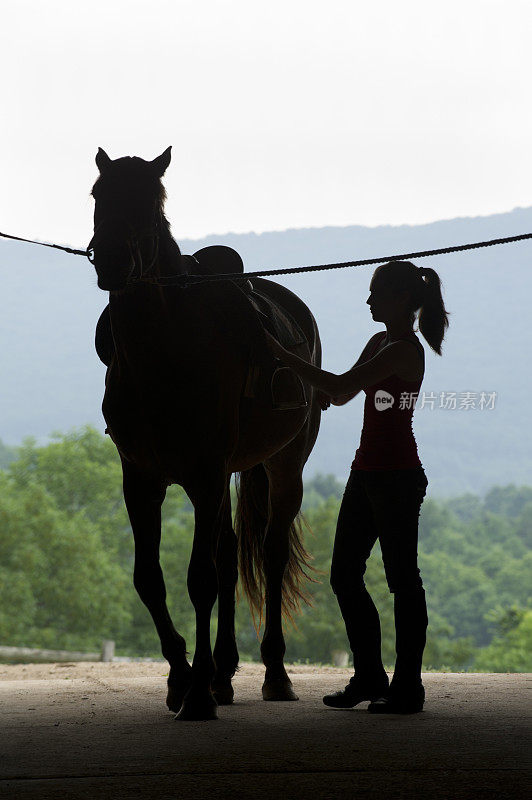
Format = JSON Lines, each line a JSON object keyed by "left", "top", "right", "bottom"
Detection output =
{"left": 108, "top": 224, "right": 189, "bottom": 360}
{"left": 157, "top": 227, "right": 185, "bottom": 276}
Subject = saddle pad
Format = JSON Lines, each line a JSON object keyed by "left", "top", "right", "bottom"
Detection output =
{"left": 247, "top": 290, "right": 307, "bottom": 351}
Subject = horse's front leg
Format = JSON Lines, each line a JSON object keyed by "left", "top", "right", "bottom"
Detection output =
{"left": 212, "top": 488, "right": 239, "bottom": 705}
{"left": 176, "top": 474, "right": 226, "bottom": 721}
{"left": 261, "top": 474, "right": 304, "bottom": 702}
{"left": 122, "top": 462, "right": 192, "bottom": 712}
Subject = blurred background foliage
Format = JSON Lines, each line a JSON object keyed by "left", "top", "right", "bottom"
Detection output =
{"left": 0, "top": 427, "right": 530, "bottom": 671}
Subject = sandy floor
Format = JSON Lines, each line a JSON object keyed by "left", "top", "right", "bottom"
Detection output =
{"left": 0, "top": 660, "right": 345, "bottom": 681}
{"left": 0, "top": 663, "right": 530, "bottom": 800}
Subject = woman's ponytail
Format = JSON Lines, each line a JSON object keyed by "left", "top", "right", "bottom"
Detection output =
{"left": 417, "top": 266, "right": 450, "bottom": 356}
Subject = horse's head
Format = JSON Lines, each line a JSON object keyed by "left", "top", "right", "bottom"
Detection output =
{"left": 90, "top": 147, "right": 172, "bottom": 290}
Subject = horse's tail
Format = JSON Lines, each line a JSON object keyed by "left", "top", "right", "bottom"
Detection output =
{"left": 235, "top": 464, "right": 314, "bottom": 628}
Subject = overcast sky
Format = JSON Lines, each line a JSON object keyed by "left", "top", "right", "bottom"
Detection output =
{"left": 2, "top": 0, "right": 532, "bottom": 246}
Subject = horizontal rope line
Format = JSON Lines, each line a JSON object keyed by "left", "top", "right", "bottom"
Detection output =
{"left": 2, "top": 229, "right": 532, "bottom": 283}
{"left": 153, "top": 231, "right": 532, "bottom": 285}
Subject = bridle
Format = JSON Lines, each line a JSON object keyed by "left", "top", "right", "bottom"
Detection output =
{"left": 88, "top": 213, "right": 162, "bottom": 284}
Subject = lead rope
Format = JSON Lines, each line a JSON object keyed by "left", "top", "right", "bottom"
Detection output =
{"left": 0, "top": 230, "right": 88, "bottom": 257}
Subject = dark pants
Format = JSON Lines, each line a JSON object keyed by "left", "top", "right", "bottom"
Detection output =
{"left": 330, "top": 466, "right": 429, "bottom": 686}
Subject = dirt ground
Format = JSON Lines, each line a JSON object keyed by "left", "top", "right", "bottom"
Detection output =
{"left": 0, "top": 663, "right": 530, "bottom": 800}
{"left": 0, "top": 660, "right": 345, "bottom": 681}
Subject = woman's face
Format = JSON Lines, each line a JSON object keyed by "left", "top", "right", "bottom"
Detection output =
{"left": 367, "top": 276, "right": 409, "bottom": 322}
{"left": 367, "top": 278, "right": 395, "bottom": 321}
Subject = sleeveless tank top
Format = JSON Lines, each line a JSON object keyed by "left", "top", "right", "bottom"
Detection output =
{"left": 351, "top": 331, "right": 424, "bottom": 471}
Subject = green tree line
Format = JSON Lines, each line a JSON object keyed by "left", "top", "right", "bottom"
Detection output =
{"left": 0, "top": 427, "right": 530, "bottom": 671}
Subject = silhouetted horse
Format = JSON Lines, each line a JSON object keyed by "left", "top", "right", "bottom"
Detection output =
{"left": 90, "top": 147, "right": 322, "bottom": 720}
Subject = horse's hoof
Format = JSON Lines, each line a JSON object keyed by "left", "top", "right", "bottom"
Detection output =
{"left": 166, "top": 684, "right": 187, "bottom": 713}
{"left": 166, "top": 670, "right": 192, "bottom": 712}
{"left": 212, "top": 678, "right": 234, "bottom": 705}
{"left": 262, "top": 679, "right": 299, "bottom": 701}
{"left": 175, "top": 689, "right": 218, "bottom": 721}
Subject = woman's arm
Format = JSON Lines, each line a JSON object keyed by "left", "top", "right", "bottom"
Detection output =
{"left": 266, "top": 334, "right": 343, "bottom": 394}
{"left": 330, "top": 334, "right": 382, "bottom": 405}
{"left": 265, "top": 331, "right": 407, "bottom": 398}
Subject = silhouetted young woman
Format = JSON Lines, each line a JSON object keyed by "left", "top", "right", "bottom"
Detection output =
{"left": 266, "top": 260, "right": 450, "bottom": 713}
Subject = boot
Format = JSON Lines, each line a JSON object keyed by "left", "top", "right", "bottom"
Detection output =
{"left": 323, "top": 671, "right": 390, "bottom": 708}
{"left": 324, "top": 587, "right": 389, "bottom": 708}
{"left": 367, "top": 682, "right": 425, "bottom": 714}
{"left": 368, "top": 588, "right": 428, "bottom": 714}
{"left": 336, "top": 588, "right": 387, "bottom": 676}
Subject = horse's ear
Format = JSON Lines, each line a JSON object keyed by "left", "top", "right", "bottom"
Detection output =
{"left": 96, "top": 147, "right": 112, "bottom": 173}
{"left": 150, "top": 146, "right": 172, "bottom": 177}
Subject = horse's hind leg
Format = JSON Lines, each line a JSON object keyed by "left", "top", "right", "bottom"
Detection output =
{"left": 261, "top": 470, "right": 304, "bottom": 702}
{"left": 212, "top": 485, "right": 239, "bottom": 705}
{"left": 122, "top": 461, "right": 191, "bottom": 712}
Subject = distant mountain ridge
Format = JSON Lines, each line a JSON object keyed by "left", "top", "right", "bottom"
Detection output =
{"left": 1, "top": 207, "right": 531, "bottom": 496}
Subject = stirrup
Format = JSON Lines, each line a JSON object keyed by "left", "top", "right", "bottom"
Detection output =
{"left": 270, "top": 365, "right": 308, "bottom": 411}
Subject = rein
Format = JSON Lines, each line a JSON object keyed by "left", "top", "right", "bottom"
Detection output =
{"left": 0, "top": 230, "right": 88, "bottom": 257}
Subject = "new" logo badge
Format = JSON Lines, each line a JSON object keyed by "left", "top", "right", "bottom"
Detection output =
{"left": 374, "top": 390, "right": 394, "bottom": 410}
